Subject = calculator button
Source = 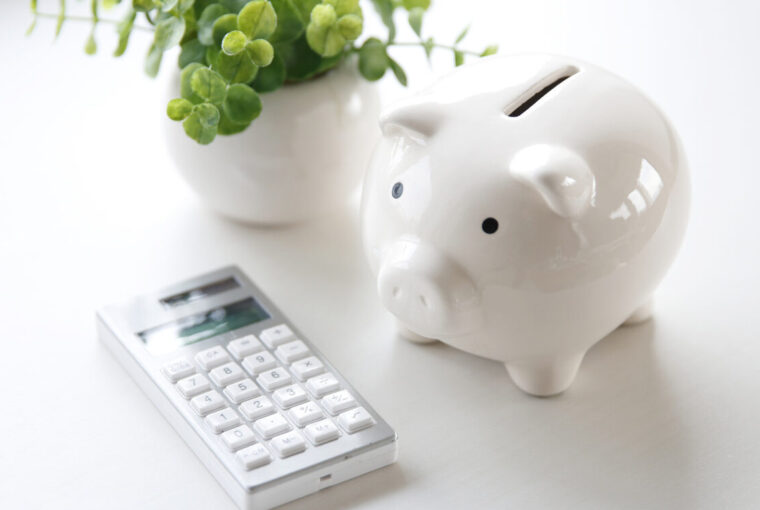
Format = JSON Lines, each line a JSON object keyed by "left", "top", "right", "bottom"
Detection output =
{"left": 289, "top": 402, "right": 323, "bottom": 427}
{"left": 221, "top": 425, "right": 257, "bottom": 451}
{"left": 321, "top": 390, "right": 357, "bottom": 415}
{"left": 290, "top": 356, "right": 325, "bottom": 381}
{"left": 242, "top": 351, "right": 277, "bottom": 375}
{"left": 257, "top": 367, "right": 292, "bottom": 391}
{"left": 239, "top": 396, "right": 275, "bottom": 421}
{"left": 236, "top": 444, "right": 271, "bottom": 471}
{"left": 270, "top": 431, "right": 307, "bottom": 458}
{"left": 253, "top": 413, "right": 291, "bottom": 439}
{"left": 195, "top": 346, "right": 231, "bottom": 371}
{"left": 272, "top": 384, "right": 308, "bottom": 409}
{"left": 304, "top": 419, "right": 340, "bottom": 445}
{"left": 227, "top": 335, "right": 263, "bottom": 359}
{"left": 338, "top": 407, "right": 375, "bottom": 434}
{"left": 162, "top": 358, "right": 195, "bottom": 382}
{"left": 205, "top": 408, "right": 242, "bottom": 434}
{"left": 259, "top": 324, "right": 296, "bottom": 349}
{"left": 275, "top": 340, "right": 310, "bottom": 364}
{"left": 176, "top": 373, "right": 211, "bottom": 399}
{"left": 306, "top": 373, "right": 340, "bottom": 398}
{"left": 190, "top": 390, "right": 226, "bottom": 417}
{"left": 209, "top": 362, "right": 245, "bottom": 387}
{"left": 224, "top": 378, "right": 260, "bottom": 404}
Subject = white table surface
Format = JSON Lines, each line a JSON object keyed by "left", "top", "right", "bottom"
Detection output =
{"left": 2, "top": 1, "right": 760, "bottom": 509}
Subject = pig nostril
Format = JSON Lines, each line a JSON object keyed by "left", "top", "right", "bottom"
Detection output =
{"left": 392, "top": 286, "right": 401, "bottom": 299}
{"left": 419, "top": 295, "right": 429, "bottom": 308}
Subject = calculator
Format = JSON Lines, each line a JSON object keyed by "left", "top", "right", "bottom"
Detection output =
{"left": 96, "top": 266, "right": 397, "bottom": 509}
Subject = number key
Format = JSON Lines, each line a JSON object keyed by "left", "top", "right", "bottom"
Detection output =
{"left": 176, "top": 373, "right": 211, "bottom": 399}
{"left": 272, "top": 384, "right": 307, "bottom": 409}
{"left": 209, "top": 362, "right": 245, "bottom": 387}
{"left": 257, "top": 367, "right": 292, "bottom": 391}
{"left": 190, "top": 390, "right": 225, "bottom": 417}
{"left": 242, "top": 351, "right": 277, "bottom": 375}
{"left": 224, "top": 378, "right": 260, "bottom": 404}
{"left": 239, "top": 396, "right": 275, "bottom": 421}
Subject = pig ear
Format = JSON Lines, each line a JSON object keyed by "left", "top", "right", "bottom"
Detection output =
{"left": 379, "top": 99, "right": 443, "bottom": 140}
{"left": 510, "top": 144, "right": 595, "bottom": 219}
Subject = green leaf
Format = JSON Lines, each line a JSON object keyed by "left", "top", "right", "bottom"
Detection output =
{"left": 454, "top": 25, "right": 469, "bottom": 44}
{"left": 422, "top": 36, "right": 433, "bottom": 60}
{"left": 336, "top": 14, "right": 362, "bottom": 40}
{"left": 180, "top": 62, "right": 205, "bottom": 102}
{"left": 310, "top": 4, "right": 336, "bottom": 27}
{"left": 370, "top": 0, "right": 395, "bottom": 42}
{"left": 154, "top": 15, "right": 186, "bottom": 50}
{"left": 190, "top": 68, "right": 227, "bottom": 102}
{"left": 480, "top": 44, "right": 498, "bottom": 57}
{"left": 212, "top": 13, "right": 239, "bottom": 45}
{"left": 55, "top": 0, "right": 66, "bottom": 38}
{"left": 305, "top": 23, "right": 344, "bottom": 57}
{"left": 238, "top": 0, "right": 277, "bottom": 39}
{"left": 217, "top": 110, "right": 251, "bottom": 134}
{"left": 145, "top": 43, "right": 164, "bottom": 77}
{"left": 167, "top": 97, "right": 194, "bottom": 120}
{"left": 178, "top": 38, "right": 206, "bottom": 67}
{"left": 246, "top": 39, "right": 274, "bottom": 66}
{"left": 222, "top": 30, "right": 247, "bottom": 55}
{"left": 84, "top": 30, "right": 97, "bottom": 55}
{"left": 134, "top": 0, "right": 156, "bottom": 11}
{"left": 252, "top": 50, "right": 285, "bottom": 92}
{"left": 291, "top": 0, "right": 320, "bottom": 21}
{"left": 222, "top": 83, "right": 262, "bottom": 123}
{"left": 408, "top": 7, "right": 423, "bottom": 37}
{"left": 454, "top": 49, "right": 464, "bottom": 67}
{"left": 179, "top": 0, "right": 196, "bottom": 13}
{"left": 205, "top": 46, "right": 220, "bottom": 67}
{"left": 327, "top": 0, "right": 359, "bottom": 17}
{"left": 388, "top": 57, "right": 407, "bottom": 86}
{"left": 161, "top": 0, "right": 179, "bottom": 12}
{"left": 277, "top": 36, "right": 321, "bottom": 81}
{"left": 197, "top": 3, "right": 229, "bottom": 45}
{"left": 216, "top": 51, "right": 259, "bottom": 83}
{"left": 401, "top": 0, "right": 429, "bottom": 9}
{"left": 114, "top": 9, "right": 136, "bottom": 56}
{"left": 27, "top": 0, "right": 38, "bottom": 35}
{"left": 183, "top": 103, "right": 220, "bottom": 144}
{"left": 358, "top": 37, "right": 387, "bottom": 81}
{"left": 269, "top": 0, "right": 304, "bottom": 43}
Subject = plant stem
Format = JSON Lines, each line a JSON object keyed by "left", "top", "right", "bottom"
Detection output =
{"left": 387, "top": 41, "right": 482, "bottom": 56}
{"left": 34, "top": 11, "right": 154, "bottom": 32}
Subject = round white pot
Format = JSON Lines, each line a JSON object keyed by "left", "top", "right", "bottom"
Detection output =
{"left": 164, "top": 61, "right": 381, "bottom": 225}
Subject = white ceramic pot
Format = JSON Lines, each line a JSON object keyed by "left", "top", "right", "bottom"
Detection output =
{"left": 164, "top": 60, "right": 380, "bottom": 225}
{"left": 361, "top": 54, "right": 690, "bottom": 397}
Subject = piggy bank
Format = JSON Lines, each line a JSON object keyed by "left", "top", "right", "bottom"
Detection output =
{"left": 360, "top": 54, "right": 690, "bottom": 396}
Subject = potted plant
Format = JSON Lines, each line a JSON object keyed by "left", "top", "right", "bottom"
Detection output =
{"left": 29, "top": 0, "right": 496, "bottom": 224}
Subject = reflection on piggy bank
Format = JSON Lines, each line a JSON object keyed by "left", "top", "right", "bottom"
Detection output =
{"left": 360, "top": 54, "right": 690, "bottom": 396}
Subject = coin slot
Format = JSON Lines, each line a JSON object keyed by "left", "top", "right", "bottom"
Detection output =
{"left": 320, "top": 474, "right": 332, "bottom": 482}
{"left": 506, "top": 67, "right": 578, "bottom": 117}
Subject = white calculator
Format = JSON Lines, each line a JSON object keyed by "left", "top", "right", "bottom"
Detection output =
{"left": 97, "top": 266, "right": 397, "bottom": 509}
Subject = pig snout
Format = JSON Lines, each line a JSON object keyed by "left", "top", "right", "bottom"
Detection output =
{"left": 377, "top": 238, "right": 482, "bottom": 338}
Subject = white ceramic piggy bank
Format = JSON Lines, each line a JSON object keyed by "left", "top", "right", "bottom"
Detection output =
{"left": 361, "top": 54, "right": 690, "bottom": 396}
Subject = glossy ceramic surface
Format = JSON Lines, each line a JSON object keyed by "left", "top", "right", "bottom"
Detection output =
{"left": 164, "top": 60, "right": 381, "bottom": 225}
{"left": 361, "top": 54, "right": 690, "bottom": 396}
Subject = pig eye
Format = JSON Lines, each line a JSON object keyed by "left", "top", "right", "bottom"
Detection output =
{"left": 391, "top": 182, "right": 404, "bottom": 199}
{"left": 482, "top": 217, "right": 499, "bottom": 234}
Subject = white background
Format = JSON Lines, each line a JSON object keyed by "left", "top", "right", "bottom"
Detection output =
{"left": 2, "top": 1, "right": 759, "bottom": 509}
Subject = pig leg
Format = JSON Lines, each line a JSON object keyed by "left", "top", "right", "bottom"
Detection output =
{"left": 395, "top": 319, "right": 438, "bottom": 344}
{"left": 504, "top": 352, "right": 586, "bottom": 397}
{"left": 622, "top": 298, "right": 654, "bottom": 326}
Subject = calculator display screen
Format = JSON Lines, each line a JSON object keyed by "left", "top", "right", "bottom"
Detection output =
{"left": 139, "top": 297, "right": 270, "bottom": 355}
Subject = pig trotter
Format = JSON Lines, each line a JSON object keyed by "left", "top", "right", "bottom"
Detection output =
{"left": 623, "top": 298, "right": 654, "bottom": 326}
{"left": 505, "top": 352, "right": 586, "bottom": 397}
{"left": 395, "top": 319, "right": 438, "bottom": 344}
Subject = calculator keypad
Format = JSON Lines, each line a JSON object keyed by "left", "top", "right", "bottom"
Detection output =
{"left": 165, "top": 324, "right": 375, "bottom": 472}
